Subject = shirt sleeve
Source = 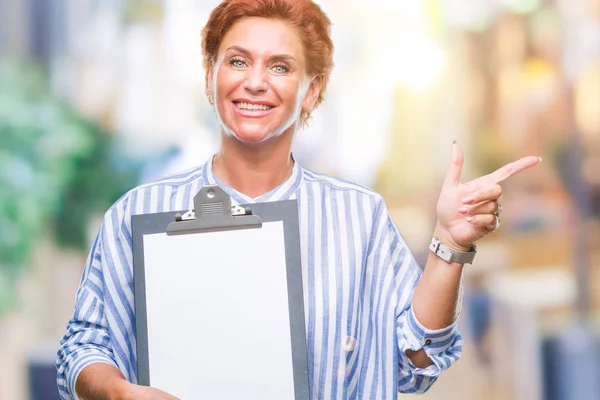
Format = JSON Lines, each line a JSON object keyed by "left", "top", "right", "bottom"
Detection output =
{"left": 396, "top": 298, "right": 463, "bottom": 393}
{"left": 56, "top": 195, "right": 131, "bottom": 399}
{"left": 371, "top": 197, "right": 463, "bottom": 394}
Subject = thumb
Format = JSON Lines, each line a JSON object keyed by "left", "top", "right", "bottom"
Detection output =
{"left": 443, "top": 141, "right": 464, "bottom": 187}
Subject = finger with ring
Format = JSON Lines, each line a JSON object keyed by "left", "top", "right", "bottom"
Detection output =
{"left": 486, "top": 215, "right": 501, "bottom": 232}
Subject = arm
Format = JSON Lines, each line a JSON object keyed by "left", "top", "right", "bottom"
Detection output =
{"left": 404, "top": 142, "right": 541, "bottom": 371}
{"left": 75, "top": 363, "right": 129, "bottom": 399}
{"left": 75, "top": 363, "right": 179, "bottom": 400}
{"left": 406, "top": 224, "right": 466, "bottom": 370}
{"left": 388, "top": 220, "right": 463, "bottom": 394}
{"left": 56, "top": 229, "right": 124, "bottom": 399}
{"left": 56, "top": 199, "right": 180, "bottom": 400}
{"left": 395, "top": 142, "right": 540, "bottom": 392}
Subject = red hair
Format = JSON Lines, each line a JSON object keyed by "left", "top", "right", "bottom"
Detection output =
{"left": 201, "top": 0, "right": 334, "bottom": 121}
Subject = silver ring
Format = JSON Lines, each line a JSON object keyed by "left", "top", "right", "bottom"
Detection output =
{"left": 494, "top": 203, "right": 503, "bottom": 216}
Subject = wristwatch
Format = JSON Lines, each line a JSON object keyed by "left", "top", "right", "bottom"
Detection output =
{"left": 429, "top": 236, "right": 476, "bottom": 264}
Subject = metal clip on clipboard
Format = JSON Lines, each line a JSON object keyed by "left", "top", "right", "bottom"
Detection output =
{"left": 166, "top": 185, "right": 262, "bottom": 235}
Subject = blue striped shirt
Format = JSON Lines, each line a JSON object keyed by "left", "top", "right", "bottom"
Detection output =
{"left": 56, "top": 157, "right": 462, "bottom": 399}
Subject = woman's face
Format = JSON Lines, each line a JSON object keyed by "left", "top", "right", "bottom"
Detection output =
{"left": 210, "top": 17, "right": 317, "bottom": 144}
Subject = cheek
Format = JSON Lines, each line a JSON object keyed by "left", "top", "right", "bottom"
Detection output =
{"left": 215, "top": 69, "right": 242, "bottom": 98}
{"left": 215, "top": 78, "right": 229, "bottom": 99}
{"left": 272, "top": 79, "right": 303, "bottom": 105}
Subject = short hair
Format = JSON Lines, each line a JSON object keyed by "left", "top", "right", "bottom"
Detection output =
{"left": 201, "top": 0, "right": 334, "bottom": 123}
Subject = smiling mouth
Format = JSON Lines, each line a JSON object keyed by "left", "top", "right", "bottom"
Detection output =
{"left": 233, "top": 101, "right": 275, "bottom": 111}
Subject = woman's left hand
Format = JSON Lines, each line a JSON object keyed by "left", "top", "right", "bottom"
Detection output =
{"left": 434, "top": 141, "right": 541, "bottom": 251}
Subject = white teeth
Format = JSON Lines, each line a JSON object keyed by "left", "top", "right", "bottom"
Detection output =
{"left": 236, "top": 102, "right": 272, "bottom": 111}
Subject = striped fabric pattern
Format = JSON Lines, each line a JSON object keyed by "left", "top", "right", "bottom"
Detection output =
{"left": 56, "top": 157, "right": 462, "bottom": 399}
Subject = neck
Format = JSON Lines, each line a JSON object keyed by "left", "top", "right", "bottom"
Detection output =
{"left": 213, "top": 130, "right": 295, "bottom": 199}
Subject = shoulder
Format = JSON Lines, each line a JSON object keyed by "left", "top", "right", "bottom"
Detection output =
{"left": 299, "top": 167, "right": 393, "bottom": 230}
{"left": 301, "top": 167, "right": 383, "bottom": 201}
{"left": 106, "top": 164, "right": 207, "bottom": 220}
{"left": 300, "top": 169, "right": 408, "bottom": 253}
{"left": 136, "top": 164, "right": 205, "bottom": 191}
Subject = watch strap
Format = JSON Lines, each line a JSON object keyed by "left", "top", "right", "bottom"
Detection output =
{"left": 429, "top": 236, "right": 476, "bottom": 264}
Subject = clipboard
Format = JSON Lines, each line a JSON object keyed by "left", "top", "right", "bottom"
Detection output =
{"left": 132, "top": 185, "right": 309, "bottom": 399}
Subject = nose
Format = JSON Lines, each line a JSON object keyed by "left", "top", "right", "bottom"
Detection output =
{"left": 243, "top": 66, "right": 268, "bottom": 93}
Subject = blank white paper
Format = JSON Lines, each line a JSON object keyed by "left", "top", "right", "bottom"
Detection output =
{"left": 143, "top": 221, "right": 295, "bottom": 399}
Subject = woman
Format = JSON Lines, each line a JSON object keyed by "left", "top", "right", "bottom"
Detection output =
{"left": 56, "top": 0, "right": 540, "bottom": 399}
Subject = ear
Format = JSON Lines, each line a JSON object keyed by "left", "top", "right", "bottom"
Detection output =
{"left": 302, "top": 76, "right": 322, "bottom": 112}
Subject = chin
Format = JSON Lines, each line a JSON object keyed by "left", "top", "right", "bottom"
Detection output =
{"left": 227, "top": 123, "right": 268, "bottom": 142}
{"left": 234, "top": 131, "right": 272, "bottom": 144}
{"left": 225, "top": 119, "right": 292, "bottom": 144}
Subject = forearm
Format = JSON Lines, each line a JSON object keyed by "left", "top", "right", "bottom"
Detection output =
{"left": 405, "top": 224, "right": 466, "bottom": 368}
{"left": 413, "top": 223, "right": 467, "bottom": 330}
{"left": 75, "top": 363, "right": 130, "bottom": 400}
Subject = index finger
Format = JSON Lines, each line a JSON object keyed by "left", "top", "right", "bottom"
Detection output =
{"left": 485, "top": 156, "right": 542, "bottom": 185}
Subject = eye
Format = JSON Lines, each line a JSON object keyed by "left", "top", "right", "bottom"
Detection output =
{"left": 228, "top": 57, "right": 247, "bottom": 68}
{"left": 271, "top": 64, "right": 290, "bottom": 74}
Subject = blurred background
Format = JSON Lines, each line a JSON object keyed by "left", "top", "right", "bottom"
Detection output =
{"left": 0, "top": 0, "right": 599, "bottom": 399}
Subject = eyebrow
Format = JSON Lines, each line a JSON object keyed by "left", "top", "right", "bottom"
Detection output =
{"left": 224, "top": 45, "right": 296, "bottom": 62}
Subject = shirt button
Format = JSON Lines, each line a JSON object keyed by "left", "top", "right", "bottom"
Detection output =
{"left": 344, "top": 336, "right": 357, "bottom": 351}
{"left": 425, "top": 339, "right": 432, "bottom": 345}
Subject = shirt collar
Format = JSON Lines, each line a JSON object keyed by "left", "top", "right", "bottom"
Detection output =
{"left": 201, "top": 154, "right": 303, "bottom": 205}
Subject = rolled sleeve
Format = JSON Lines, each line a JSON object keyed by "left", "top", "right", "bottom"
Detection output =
{"left": 56, "top": 283, "right": 119, "bottom": 399}
{"left": 396, "top": 301, "right": 463, "bottom": 392}
{"left": 56, "top": 224, "right": 119, "bottom": 400}
{"left": 63, "top": 348, "right": 118, "bottom": 399}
